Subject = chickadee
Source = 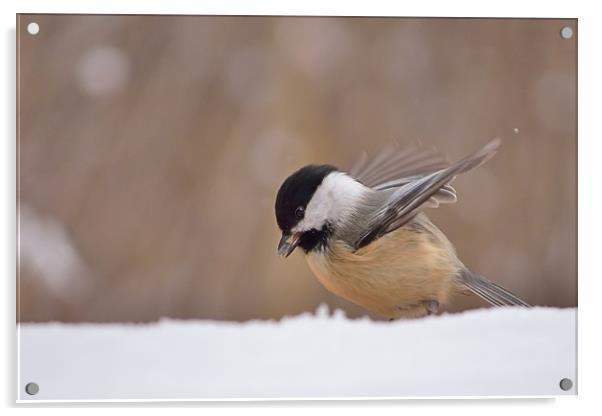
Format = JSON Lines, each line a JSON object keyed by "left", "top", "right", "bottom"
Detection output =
{"left": 275, "top": 139, "right": 530, "bottom": 319}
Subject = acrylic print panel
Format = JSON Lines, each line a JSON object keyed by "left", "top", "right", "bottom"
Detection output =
{"left": 17, "top": 14, "right": 577, "bottom": 401}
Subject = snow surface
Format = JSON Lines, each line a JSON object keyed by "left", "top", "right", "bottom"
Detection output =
{"left": 17, "top": 306, "right": 576, "bottom": 401}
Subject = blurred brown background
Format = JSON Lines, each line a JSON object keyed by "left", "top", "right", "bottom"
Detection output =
{"left": 17, "top": 15, "right": 577, "bottom": 322}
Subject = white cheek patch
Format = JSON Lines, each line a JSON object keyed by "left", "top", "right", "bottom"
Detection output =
{"left": 292, "top": 172, "right": 366, "bottom": 233}
{"left": 295, "top": 188, "right": 334, "bottom": 231}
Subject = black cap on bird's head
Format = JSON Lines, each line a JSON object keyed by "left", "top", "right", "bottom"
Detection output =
{"left": 275, "top": 164, "right": 338, "bottom": 257}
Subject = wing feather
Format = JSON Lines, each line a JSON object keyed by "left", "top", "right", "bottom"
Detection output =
{"left": 350, "top": 141, "right": 450, "bottom": 188}
{"left": 354, "top": 139, "right": 501, "bottom": 250}
{"left": 350, "top": 140, "right": 457, "bottom": 213}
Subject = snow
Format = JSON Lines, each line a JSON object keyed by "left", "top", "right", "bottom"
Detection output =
{"left": 17, "top": 306, "right": 576, "bottom": 401}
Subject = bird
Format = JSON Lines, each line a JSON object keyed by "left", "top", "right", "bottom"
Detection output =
{"left": 274, "top": 138, "right": 530, "bottom": 319}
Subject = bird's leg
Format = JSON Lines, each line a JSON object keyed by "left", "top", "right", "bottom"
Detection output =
{"left": 395, "top": 303, "right": 432, "bottom": 319}
{"left": 423, "top": 300, "right": 439, "bottom": 316}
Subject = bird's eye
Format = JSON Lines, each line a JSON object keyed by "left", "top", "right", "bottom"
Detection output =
{"left": 295, "top": 206, "right": 305, "bottom": 219}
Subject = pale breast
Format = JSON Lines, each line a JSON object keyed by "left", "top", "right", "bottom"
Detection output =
{"left": 305, "top": 224, "right": 462, "bottom": 318}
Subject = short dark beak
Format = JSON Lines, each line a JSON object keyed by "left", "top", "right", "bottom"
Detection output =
{"left": 277, "top": 232, "right": 301, "bottom": 257}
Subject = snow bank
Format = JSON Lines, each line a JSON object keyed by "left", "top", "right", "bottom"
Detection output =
{"left": 17, "top": 307, "right": 576, "bottom": 401}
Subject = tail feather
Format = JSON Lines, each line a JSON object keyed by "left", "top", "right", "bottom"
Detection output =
{"left": 460, "top": 271, "right": 531, "bottom": 308}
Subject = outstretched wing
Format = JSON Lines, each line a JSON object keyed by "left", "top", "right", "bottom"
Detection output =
{"left": 349, "top": 141, "right": 458, "bottom": 211}
{"left": 350, "top": 141, "right": 450, "bottom": 188}
{"left": 353, "top": 139, "right": 501, "bottom": 250}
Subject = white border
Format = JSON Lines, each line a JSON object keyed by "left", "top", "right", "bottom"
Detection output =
{"left": 14, "top": 395, "right": 560, "bottom": 404}
{"left": 6, "top": 0, "right": 584, "bottom": 18}
{"left": 3, "top": 0, "right": 600, "bottom": 414}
